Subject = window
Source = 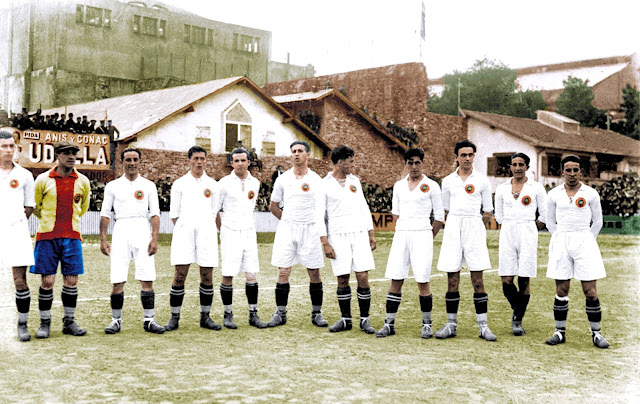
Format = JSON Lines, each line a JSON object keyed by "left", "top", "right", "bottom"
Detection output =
{"left": 207, "top": 29, "right": 215, "bottom": 46}
{"left": 192, "top": 26, "right": 205, "bottom": 45}
{"left": 142, "top": 17, "right": 157, "bottom": 36}
{"left": 158, "top": 20, "right": 166, "bottom": 37}
{"left": 224, "top": 102, "right": 252, "bottom": 152}
{"left": 133, "top": 15, "right": 141, "bottom": 33}
{"left": 253, "top": 38, "right": 259, "bottom": 53}
{"left": 184, "top": 24, "right": 191, "bottom": 42}
{"left": 195, "top": 126, "right": 211, "bottom": 153}
{"left": 579, "top": 156, "right": 592, "bottom": 178}
{"left": 76, "top": 5, "right": 84, "bottom": 23}
{"left": 262, "top": 142, "right": 275, "bottom": 156}
{"left": 77, "top": 5, "right": 111, "bottom": 28}
{"left": 487, "top": 153, "right": 514, "bottom": 177}
{"left": 103, "top": 9, "right": 111, "bottom": 27}
{"left": 542, "top": 153, "right": 562, "bottom": 177}
{"left": 86, "top": 6, "right": 102, "bottom": 26}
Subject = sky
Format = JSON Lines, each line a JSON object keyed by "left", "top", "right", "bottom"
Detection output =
{"left": 158, "top": 0, "right": 640, "bottom": 78}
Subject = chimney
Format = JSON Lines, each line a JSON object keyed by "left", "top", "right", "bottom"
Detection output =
{"left": 536, "top": 110, "right": 580, "bottom": 135}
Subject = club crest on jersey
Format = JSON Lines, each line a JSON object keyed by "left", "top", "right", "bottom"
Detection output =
{"left": 134, "top": 190, "right": 144, "bottom": 200}
{"left": 350, "top": 185, "right": 357, "bottom": 193}
{"left": 9, "top": 179, "right": 19, "bottom": 188}
{"left": 420, "top": 184, "right": 429, "bottom": 193}
{"left": 248, "top": 190, "right": 255, "bottom": 199}
{"left": 74, "top": 193, "right": 82, "bottom": 203}
{"left": 301, "top": 183, "right": 310, "bottom": 192}
{"left": 465, "top": 184, "right": 475, "bottom": 194}
{"left": 204, "top": 188, "right": 212, "bottom": 198}
{"left": 575, "top": 197, "right": 587, "bottom": 208}
{"left": 521, "top": 195, "right": 531, "bottom": 206}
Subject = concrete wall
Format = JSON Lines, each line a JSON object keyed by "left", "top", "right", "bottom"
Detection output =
{"left": 0, "top": 0, "right": 314, "bottom": 111}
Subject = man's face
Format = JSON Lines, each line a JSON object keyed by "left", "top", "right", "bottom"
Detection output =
{"left": 456, "top": 147, "right": 475, "bottom": 170}
{"left": 0, "top": 137, "right": 16, "bottom": 165}
{"left": 123, "top": 151, "right": 140, "bottom": 177}
{"left": 405, "top": 156, "right": 423, "bottom": 179}
{"left": 189, "top": 152, "right": 206, "bottom": 176}
{"left": 562, "top": 161, "right": 581, "bottom": 186}
{"left": 336, "top": 156, "right": 354, "bottom": 176}
{"left": 232, "top": 152, "right": 249, "bottom": 177}
{"left": 56, "top": 149, "right": 77, "bottom": 170}
{"left": 291, "top": 144, "right": 309, "bottom": 166}
{"left": 510, "top": 157, "right": 528, "bottom": 180}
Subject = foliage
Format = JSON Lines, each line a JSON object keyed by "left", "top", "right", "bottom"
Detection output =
{"left": 427, "top": 58, "right": 546, "bottom": 118}
{"left": 555, "top": 76, "right": 607, "bottom": 128}
{"left": 621, "top": 85, "right": 640, "bottom": 140}
{"left": 595, "top": 174, "right": 640, "bottom": 216}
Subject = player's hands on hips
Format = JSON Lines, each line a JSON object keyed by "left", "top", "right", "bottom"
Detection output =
{"left": 323, "top": 243, "right": 336, "bottom": 259}
{"left": 148, "top": 240, "right": 158, "bottom": 256}
{"left": 100, "top": 240, "right": 111, "bottom": 256}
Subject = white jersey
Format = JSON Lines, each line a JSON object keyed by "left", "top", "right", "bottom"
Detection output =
{"left": 546, "top": 182, "right": 602, "bottom": 238}
{"left": 217, "top": 170, "right": 260, "bottom": 230}
{"left": 392, "top": 174, "right": 444, "bottom": 231}
{"left": 0, "top": 163, "right": 35, "bottom": 226}
{"left": 441, "top": 167, "right": 493, "bottom": 217}
{"left": 494, "top": 178, "right": 547, "bottom": 224}
{"left": 271, "top": 168, "right": 324, "bottom": 224}
{"left": 100, "top": 174, "right": 160, "bottom": 220}
{"left": 319, "top": 172, "right": 373, "bottom": 237}
{"left": 170, "top": 171, "right": 219, "bottom": 223}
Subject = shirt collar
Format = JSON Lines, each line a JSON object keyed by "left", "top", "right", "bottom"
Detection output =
{"left": 49, "top": 167, "right": 78, "bottom": 179}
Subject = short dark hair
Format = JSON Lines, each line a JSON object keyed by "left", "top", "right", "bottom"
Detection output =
{"left": 510, "top": 152, "right": 530, "bottom": 166}
{"left": 404, "top": 148, "right": 424, "bottom": 162}
{"left": 230, "top": 147, "right": 249, "bottom": 161}
{"left": 290, "top": 140, "right": 310, "bottom": 153}
{"left": 454, "top": 140, "right": 476, "bottom": 155}
{"left": 188, "top": 145, "right": 207, "bottom": 159}
{"left": 0, "top": 130, "right": 14, "bottom": 140}
{"left": 121, "top": 147, "right": 142, "bottom": 161}
{"left": 331, "top": 145, "right": 354, "bottom": 164}
{"left": 561, "top": 155, "right": 581, "bottom": 168}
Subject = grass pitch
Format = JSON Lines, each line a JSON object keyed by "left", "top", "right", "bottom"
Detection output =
{"left": 1, "top": 231, "right": 639, "bottom": 402}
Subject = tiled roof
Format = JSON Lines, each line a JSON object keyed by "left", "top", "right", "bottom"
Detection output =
{"left": 462, "top": 110, "right": 640, "bottom": 158}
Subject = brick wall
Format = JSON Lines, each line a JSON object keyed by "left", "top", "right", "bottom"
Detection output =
{"left": 264, "top": 62, "right": 467, "bottom": 180}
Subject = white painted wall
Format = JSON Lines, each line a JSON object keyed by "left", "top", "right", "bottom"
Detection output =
{"left": 130, "top": 85, "right": 324, "bottom": 158}
{"left": 468, "top": 119, "right": 538, "bottom": 191}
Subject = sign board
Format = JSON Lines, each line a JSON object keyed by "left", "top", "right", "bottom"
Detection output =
{"left": 6, "top": 127, "right": 111, "bottom": 171}
{"left": 372, "top": 213, "right": 396, "bottom": 231}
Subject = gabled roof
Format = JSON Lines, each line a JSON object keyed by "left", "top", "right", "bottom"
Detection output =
{"left": 273, "top": 88, "right": 409, "bottom": 152}
{"left": 461, "top": 110, "right": 640, "bottom": 158}
{"left": 41, "top": 76, "right": 332, "bottom": 152}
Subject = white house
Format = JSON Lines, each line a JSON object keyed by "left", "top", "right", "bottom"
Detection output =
{"left": 41, "top": 76, "right": 331, "bottom": 159}
{"left": 462, "top": 109, "right": 640, "bottom": 191}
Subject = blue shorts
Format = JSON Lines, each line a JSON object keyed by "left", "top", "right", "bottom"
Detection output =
{"left": 31, "top": 238, "right": 85, "bottom": 276}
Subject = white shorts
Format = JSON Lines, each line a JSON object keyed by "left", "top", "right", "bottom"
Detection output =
{"left": 385, "top": 230, "right": 433, "bottom": 283}
{"left": 0, "top": 218, "right": 34, "bottom": 268}
{"left": 271, "top": 221, "right": 325, "bottom": 269}
{"left": 220, "top": 226, "right": 259, "bottom": 277}
{"left": 327, "top": 231, "right": 375, "bottom": 277}
{"left": 498, "top": 221, "right": 538, "bottom": 278}
{"left": 546, "top": 231, "right": 606, "bottom": 281}
{"left": 171, "top": 218, "right": 218, "bottom": 267}
{"left": 437, "top": 215, "right": 491, "bottom": 272}
{"left": 110, "top": 218, "right": 156, "bottom": 284}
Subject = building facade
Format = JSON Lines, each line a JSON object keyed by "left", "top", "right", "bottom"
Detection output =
{"left": 0, "top": 0, "right": 314, "bottom": 112}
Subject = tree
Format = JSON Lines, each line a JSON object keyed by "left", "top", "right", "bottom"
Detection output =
{"left": 427, "top": 58, "right": 546, "bottom": 118}
{"left": 555, "top": 76, "right": 607, "bottom": 128}
{"left": 621, "top": 85, "right": 640, "bottom": 140}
